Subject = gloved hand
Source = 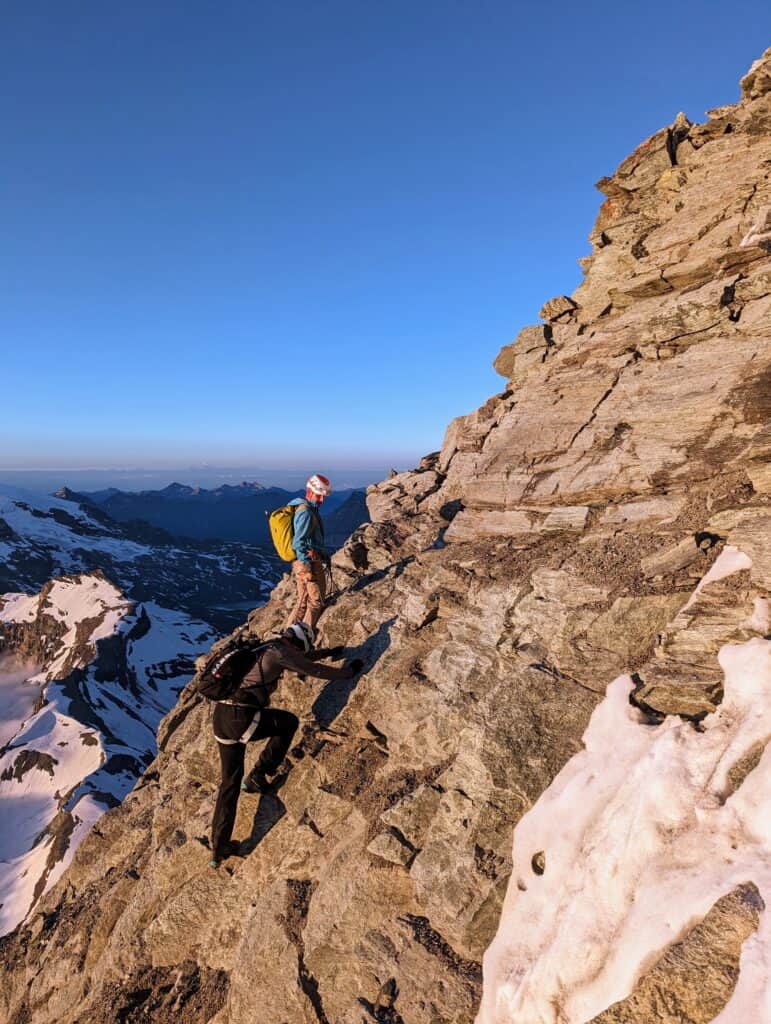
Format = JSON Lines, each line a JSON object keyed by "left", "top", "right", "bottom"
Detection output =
{"left": 321, "top": 645, "right": 346, "bottom": 659}
{"left": 348, "top": 658, "right": 365, "bottom": 676}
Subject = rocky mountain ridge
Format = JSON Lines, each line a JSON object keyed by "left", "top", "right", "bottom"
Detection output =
{"left": 1, "top": 51, "right": 770, "bottom": 1024}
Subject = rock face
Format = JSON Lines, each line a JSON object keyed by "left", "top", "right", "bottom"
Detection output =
{"left": 0, "top": 574, "right": 215, "bottom": 935}
{"left": 477, "top": 610, "right": 771, "bottom": 1023}
{"left": 1, "top": 52, "right": 771, "bottom": 1024}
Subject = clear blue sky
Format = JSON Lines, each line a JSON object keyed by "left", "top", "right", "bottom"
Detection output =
{"left": 2, "top": 2, "right": 769, "bottom": 478}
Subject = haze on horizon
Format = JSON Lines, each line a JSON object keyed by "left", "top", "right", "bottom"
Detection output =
{"left": 2, "top": 2, "right": 769, "bottom": 474}
{"left": 0, "top": 464, "right": 397, "bottom": 494}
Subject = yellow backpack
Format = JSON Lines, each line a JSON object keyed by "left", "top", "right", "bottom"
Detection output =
{"left": 268, "top": 502, "right": 308, "bottom": 561}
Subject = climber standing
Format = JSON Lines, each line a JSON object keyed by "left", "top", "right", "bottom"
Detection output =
{"left": 209, "top": 621, "right": 363, "bottom": 867}
{"left": 287, "top": 473, "right": 332, "bottom": 631}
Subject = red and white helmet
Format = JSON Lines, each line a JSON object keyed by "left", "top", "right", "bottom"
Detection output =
{"left": 306, "top": 473, "right": 332, "bottom": 497}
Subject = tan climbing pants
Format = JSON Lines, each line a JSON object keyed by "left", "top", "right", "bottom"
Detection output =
{"left": 288, "top": 559, "right": 327, "bottom": 630}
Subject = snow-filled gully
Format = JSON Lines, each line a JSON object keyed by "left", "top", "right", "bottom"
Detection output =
{"left": 477, "top": 546, "right": 771, "bottom": 1024}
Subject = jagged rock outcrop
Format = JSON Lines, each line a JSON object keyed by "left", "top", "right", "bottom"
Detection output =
{"left": 2, "top": 53, "right": 771, "bottom": 1024}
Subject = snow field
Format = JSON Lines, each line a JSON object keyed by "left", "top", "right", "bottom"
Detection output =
{"left": 0, "top": 490, "right": 151, "bottom": 566}
{"left": 477, "top": 547, "right": 771, "bottom": 1024}
{"left": 0, "top": 593, "right": 39, "bottom": 623}
{"left": 0, "top": 657, "right": 42, "bottom": 746}
{"left": 0, "top": 573, "right": 215, "bottom": 936}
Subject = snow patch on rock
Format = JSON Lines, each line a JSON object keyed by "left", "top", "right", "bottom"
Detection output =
{"left": 478, "top": 548, "right": 771, "bottom": 1024}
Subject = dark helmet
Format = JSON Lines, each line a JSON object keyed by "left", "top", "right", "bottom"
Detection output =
{"left": 284, "top": 621, "right": 315, "bottom": 653}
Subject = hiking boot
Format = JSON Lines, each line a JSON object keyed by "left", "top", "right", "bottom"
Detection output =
{"left": 242, "top": 769, "right": 270, "bottom": 794}
{"left": 209, "top": 839, "right": 240, "bottom": 868}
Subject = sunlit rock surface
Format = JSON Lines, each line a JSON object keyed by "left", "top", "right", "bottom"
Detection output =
{"left": 1, "top": 51, "right": 770, "bottom": 1024}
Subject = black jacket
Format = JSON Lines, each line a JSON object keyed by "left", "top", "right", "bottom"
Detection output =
{"left": 228, "top": 639, "right": 350, "bottom": 710}
{"left": 211, "top": 639, "right": 351, "bottom": 742}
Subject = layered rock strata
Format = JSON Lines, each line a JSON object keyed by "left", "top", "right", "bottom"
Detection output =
{"left": 1, "top": 52, "right": 771, "bottom": 1024}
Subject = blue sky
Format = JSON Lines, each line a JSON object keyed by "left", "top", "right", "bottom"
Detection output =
{"left": 2, "top": 2, "right": 769, "bottom": 481}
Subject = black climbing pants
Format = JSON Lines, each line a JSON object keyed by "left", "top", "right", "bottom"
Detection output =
{"left": 211, "top": 708, "right": 299, "bottom": 858}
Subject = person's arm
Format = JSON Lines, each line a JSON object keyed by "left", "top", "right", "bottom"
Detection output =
{"left": 292, "top": 503, "right": 314, "bottom": 565}
{"left": 277, "top": 642, "right": 359, "bottom": 681}
{"left": 312, "top": 645, "right": 345, "bottom": 660}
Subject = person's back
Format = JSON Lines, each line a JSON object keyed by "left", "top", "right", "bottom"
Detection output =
{"left": 288, "top": 474, "right": 332, "bottom": 630}
{"left": 209, "top": 621, "right": 362, "bottom": 866}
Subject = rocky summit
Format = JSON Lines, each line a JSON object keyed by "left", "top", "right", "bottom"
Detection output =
{"left": 2, "top": 52, "right": 771, "bottom": 1024}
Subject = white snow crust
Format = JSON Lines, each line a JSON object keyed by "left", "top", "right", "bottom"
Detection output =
{"left": 0, "top": 489, "right": 151, "bottom": 567}
{"left": 0, "top": 593, "right": 39, "bottom": 623}
{"left": 478, "top": 547, "right": 771, "bottom": 1024}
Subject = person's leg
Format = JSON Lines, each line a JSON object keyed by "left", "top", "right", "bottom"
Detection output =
{"left": 244, "top": 709, "right": 300, "bottom": 785}
{"left": 304, "top": 560, "right": 327, "bottom": 630}
{"left": 211, "top": 741, "right": 245, "bottom": 857}
{"left": 288, "top": 560, "right": 310, "bottom": 625}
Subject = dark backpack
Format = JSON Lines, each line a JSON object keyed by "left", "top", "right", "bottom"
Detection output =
{"left": 195, "top": 636, "right": 272, "bottom": 702}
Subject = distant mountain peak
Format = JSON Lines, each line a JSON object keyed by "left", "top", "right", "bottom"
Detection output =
{"left": 159, "top": 482, "right": 194, "bottom": 496}
{"left": 53, "top": 486, "right": 78, "bottom": 500}
{"left": 213, "top": 480, "right": 265, "bottom": 494}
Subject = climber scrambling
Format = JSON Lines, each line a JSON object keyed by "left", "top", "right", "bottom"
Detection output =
{"left": 208, "top": 621, "right": 363, "bottom": 867}
{"left": 288, "top": 473, "right": 332, "bottom": 629}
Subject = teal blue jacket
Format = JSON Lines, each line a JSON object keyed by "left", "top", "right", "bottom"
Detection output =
{"left": 290, "top": 497, "right": 326, "bottom": 564}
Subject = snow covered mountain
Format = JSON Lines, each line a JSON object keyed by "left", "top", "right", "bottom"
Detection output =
{"left": 0, "top": 485, "right": 278, "bottom": 630}
{"left": 2, "top": 52, "right": 768, "bottom": 1024}
{"left": 0, "top": 484, "right": 365, "bottom": 938}
{"left": 0, "top": 573, "right": 215, "bottom": 935}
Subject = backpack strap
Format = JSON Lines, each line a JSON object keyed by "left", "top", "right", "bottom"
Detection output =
{"left": 296, "top": 501, "right": 324, "bottom": 542}
{"left": 232, "top": 639, "right": 282, "bottom": 698}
